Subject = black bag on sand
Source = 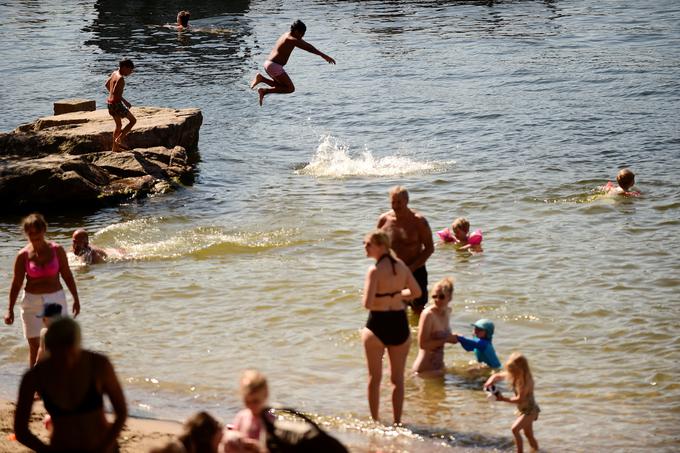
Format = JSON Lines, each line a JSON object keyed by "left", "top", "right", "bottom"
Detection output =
{"left": 263, "top": 407, "right": 349, "bottom": 453}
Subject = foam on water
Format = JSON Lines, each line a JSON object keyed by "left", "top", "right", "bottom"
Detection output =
{"left": 90, "top": 218, "right": 303, "bottom": 260}
{"left": 296, "top": 135, "right": 453, "bottom": 178}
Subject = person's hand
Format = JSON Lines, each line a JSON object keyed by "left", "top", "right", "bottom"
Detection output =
{"left": 324, "top": 55, "right": 336, "bottom": 65}
{"left": 447, "top": 334, "right": 458, "bottom": 344}
{"left": 4, "top": 309, "right": 14, "bottom": 325}
{"left": 72, "top": 300, "right": 80, "bottom": 318}
{"left": 484, "top": 374, "right": 499, "bottom": 388}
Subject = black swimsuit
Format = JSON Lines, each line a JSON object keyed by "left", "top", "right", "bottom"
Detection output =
{"left": 40, "top": 360, "right": 104, "bottom": 418}
{"left": 366, "top": 254, "right": 410, "bottom": 345}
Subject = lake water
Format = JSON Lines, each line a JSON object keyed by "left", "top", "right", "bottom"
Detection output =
{"left": 1, "top": 1, "right": 679, "bottom": 451}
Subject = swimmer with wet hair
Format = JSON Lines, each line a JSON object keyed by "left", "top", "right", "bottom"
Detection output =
{"left": 250, "top": 19, "right": 335, "bottom": 106}
{"left": 437, "top": 217, "right": 483, "bottom": 252}
{"left": 177, "top": 10, "right": 190, "bottom": 29}
{"left": 603, "top": 168, "right": 640, "bottom": 196}
{"left": 71, "top": 229, "right": 109, "bottom": 264}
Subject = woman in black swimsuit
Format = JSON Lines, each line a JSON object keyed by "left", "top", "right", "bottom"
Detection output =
{"left": 362, "top": 230, "right": 421, "bottom": 424}
{"left": 14, "top": 318, "right": 127, "bottom": 453}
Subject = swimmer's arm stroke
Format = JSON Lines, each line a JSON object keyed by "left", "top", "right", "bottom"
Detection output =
{"left": 292, "top": 37, "right": 336, "bottom": 64}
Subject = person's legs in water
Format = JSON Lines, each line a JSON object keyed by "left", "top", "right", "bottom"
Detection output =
{"left": 362, "top": 328, "right": 385, "bottom": 422}
{"left": 387, "top": 338, "right": 410, "bottom": 425}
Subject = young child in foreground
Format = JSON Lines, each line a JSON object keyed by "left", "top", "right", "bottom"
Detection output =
{"left": 250, "top": 20, "right": 335, "bottom": 106}
{"left": 223, "top": 370, "right": 272, "bottom": 453}
{"left": 485, "top": 352, "right": 540, "bottom": 453}
{"left": 105, "top": 59, "right": 136, "bottom": 152}
{"left": 454, "top": 319, "right": 501, "bottom": 369}
{"left": 35, "top": 302, "right": 62, "bottom": 364}
{"left": 602, "top": 168, "right": 640, "bottom": 196}
{"left": 437, "top": 217, "right": 483, "bottom": 252}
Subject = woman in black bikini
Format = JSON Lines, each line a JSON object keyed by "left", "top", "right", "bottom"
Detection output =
{"left": 362, "top": 230, "right": 421, "bottom": 424}
{"left": 14, "top": 318, "right": 127, "bottom": 453}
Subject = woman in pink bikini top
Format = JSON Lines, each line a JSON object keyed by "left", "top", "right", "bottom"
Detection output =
{"left": 5, "top": 213, "right": 80, "bottom": 367}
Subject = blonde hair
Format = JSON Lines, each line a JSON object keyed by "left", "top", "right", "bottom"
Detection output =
{"left": 432, "top": 276, "right": 454, "bottom": 297}
{"left": 451, "top": 217, "right": 470, "bottom": 233}
{"left": 505, "top": 352, "right": 534, "bottom": 395}
{"left": 616, "top": 169, "right": 635, "bottom": 190}
{"left": 365, "top": 230, "right": 391, "bottom": 250}
{"left": 22, "top": 213, "right": 47, "bottom": 233}
{"left": 240, "top": 369, "right": 267, "bottom": 396}
{"left": 389, "top": 185, "right": 409, "bottom": 202}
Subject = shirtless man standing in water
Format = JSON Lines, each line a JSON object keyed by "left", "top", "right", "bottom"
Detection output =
{"left": 377, "top": 186, "right": 434, "bottom": 314}
{"left": 250, "top": 20, "right": 335, "bottom": 106}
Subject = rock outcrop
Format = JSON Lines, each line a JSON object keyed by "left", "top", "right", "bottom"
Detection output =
{"left": 0, "top": 107, "right": 202, "bottom": 210}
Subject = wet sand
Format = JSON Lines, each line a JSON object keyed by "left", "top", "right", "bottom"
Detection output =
{"left": 0, "top": 398, "right": 179, "bottom": 452}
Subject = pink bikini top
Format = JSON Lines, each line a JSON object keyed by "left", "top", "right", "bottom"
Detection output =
{"left": 23, "top": 243, "right": 60, "bottom": 279}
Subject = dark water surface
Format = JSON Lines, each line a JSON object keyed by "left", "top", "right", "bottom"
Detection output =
{"left": 1, "top": 1, "right": 679, "bottom": 451}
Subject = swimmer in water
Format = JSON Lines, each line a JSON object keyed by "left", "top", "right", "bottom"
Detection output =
{"left": 250, "top": 20, "right": 335, "bottom": 106}
{"left": 437, "top": 217, "right": 483, "bottom": 252}
{"left": 71, "top": 229, "right": 110, "bottom": 264}
{"left": 602, "top": 168, "right": 640, "bottom": 197}
{"left": 177, "top": 10, "right": 190, "bottom": 30}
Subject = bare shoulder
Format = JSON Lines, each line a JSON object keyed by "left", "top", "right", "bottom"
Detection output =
{"left": 377, "top": 211, "right": 393, "bottom": 227}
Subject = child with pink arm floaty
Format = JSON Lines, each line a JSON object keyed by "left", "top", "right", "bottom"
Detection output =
{"left": 437, "top": 217, "right": 483, "bottom": 252}
{"left": 602, "top": 168, "right": 641, "bottom": 197}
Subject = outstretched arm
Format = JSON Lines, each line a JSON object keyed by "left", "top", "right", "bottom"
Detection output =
{"left": 295, "top": 38, "right": 335, "bottom": 64}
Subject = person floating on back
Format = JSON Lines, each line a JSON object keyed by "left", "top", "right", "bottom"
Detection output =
{"left": 105, "top": 59, "right": 136, "bottom": 152}
{"left": 454, "top": 318, "right": 501, "bottom": 369}
{"left": 602, "top": 168, "right": 640, "bottom": 197}
{"left": 250, "top": 20, "right": 335, "bottom": 106}
{"left": 177, "top": 10, "right": 190, "bottom": 30}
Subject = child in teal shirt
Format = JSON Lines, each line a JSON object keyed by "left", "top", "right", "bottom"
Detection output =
{"left": 455, "top": 319, "right": 501, "bottom": 369}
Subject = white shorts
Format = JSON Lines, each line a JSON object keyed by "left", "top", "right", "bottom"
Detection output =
{"left": 21, "top": 290, "right": 68, "bottom": 339}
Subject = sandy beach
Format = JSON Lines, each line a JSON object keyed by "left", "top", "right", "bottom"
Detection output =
{"left": 0, "top": 398, "right": 179, "bottom": 452}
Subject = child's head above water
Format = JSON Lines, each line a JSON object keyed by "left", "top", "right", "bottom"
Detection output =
{"left": 471, "top": 318, "right": 495, "bottom": 341}
{"left": 177, "top": 10, "right": 190, "bottom": 28}
{"left": 451, "top": 217, "right": 470, "bottom": 241}
{"left": 616, "top": 168, "right": 635, "bottom": 191}
{"left": 240, "top": 369, "right": 268, "bottom": 414}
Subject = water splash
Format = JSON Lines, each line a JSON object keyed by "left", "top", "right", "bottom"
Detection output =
{"left": 87, "top": 217, "right": 303, "bottom": 260}
{"left": 296, "top": 135, "right": 453, "bottom": 178}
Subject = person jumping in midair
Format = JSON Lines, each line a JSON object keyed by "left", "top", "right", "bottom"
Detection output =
{"left": 250, "top": 20, "right": 335, "bottom": 106}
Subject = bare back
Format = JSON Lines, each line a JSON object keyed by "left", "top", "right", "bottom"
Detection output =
{"left": 267, "top": 32, "right": 298, "bottom": 65}
{"left": 106, "top": 70, "right": 125, "bottom": 103}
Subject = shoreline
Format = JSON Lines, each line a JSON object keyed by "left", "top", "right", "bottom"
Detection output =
{"left": 0, "top": 398, "right": 180, "bottom": 452}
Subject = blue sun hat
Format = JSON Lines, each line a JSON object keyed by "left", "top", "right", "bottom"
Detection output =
{"left": 471, "top": 319, "right": 495, "bottom": 341}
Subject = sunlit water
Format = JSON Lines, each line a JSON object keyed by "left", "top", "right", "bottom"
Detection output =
{"left": 1, "top": 1, "right": 679, "bottom": 451}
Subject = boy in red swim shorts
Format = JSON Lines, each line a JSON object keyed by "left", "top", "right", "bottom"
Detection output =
{"left": 105, "top": 59, "right": 136, "bottom": 151}
{"left": 250, "top": 20, "right": 335, "bottom": 106}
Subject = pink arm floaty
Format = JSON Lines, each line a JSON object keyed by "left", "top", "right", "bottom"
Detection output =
{"left": 468, "top": 229, "right": 483, "bottom": 245}
{"left": 437, "top": 228, "right": 455, "bottom": 243}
